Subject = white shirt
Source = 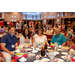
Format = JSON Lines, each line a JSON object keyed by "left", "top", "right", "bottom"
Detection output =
{"left": 34, "top": 34, "right": 47, "bottom": 45}
{"left": 16, "top": 23, "right": 20, "bottom": 29}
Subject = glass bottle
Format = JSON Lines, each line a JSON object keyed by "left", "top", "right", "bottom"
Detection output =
{"left": 45, "top": 42, "right": 47, "bottom": 50}
{"left": 41, "top": 46, "right": 45, "bottom": 56}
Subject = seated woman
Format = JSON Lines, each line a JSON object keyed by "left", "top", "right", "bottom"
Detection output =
{"left": 33, "top": 28, "right": 48, "bottom": 46}
{"left": 19, "top": 28, "right": 32, "bottom": 45}
{"left": 46, "top": 26, "right": 53, "bottom": 34}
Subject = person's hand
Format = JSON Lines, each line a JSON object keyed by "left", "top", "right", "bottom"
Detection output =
{"left": 1, "top": 57, "right": 6, "bottom": 62}
{"left": 10, "top": 52, "right": 15, "bottom": 56}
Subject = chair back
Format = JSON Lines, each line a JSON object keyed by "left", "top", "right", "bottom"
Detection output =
{"left": 70, "top": 45, "right": 75, "bottom": 50}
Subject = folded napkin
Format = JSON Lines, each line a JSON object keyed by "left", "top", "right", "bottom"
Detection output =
{"left": 14, "top": 54, "right": 27, "bottom": 62}
{"left": 50, "top": 46, "right": 54, "bottom": 48}
{"left": 71, "top": 58, "right": 75, "bottom": 62}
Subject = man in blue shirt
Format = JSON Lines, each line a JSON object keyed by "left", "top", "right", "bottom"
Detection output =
{"left": 1, "top": 27, "right": 18, "bottom": 62}
{"left": 51, "top": 28, "right": 67, "bottom": 46}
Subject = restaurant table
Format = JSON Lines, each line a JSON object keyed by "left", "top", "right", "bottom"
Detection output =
{"left": 14, "top": 45, "right": 73, "bottom": 62}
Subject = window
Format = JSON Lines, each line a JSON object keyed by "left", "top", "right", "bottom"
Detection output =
{"left": 14, "top": 16, "right": 16, "bottom": 18}
{"left": 12, "top": 20, "right": 13, "bottom": 22}
{"left": 57, "top": 19, "right": 59, "bottom": 22}
{"left": 37, "top": 14, "right": 41, "bottom": 19}
{"left": 27, "top": 14, "right": 32, "bottom": 19}
{"left": 34, "top": 15, "right": 37, "bottom": 19}
{"left": 12, "top": 16, "right": 13, "bottom": 18}
{"left": 57, "top": 14, "right": 59, "bottom": 17}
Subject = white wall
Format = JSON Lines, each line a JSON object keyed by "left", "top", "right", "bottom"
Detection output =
{"left": 4, "top": 12, "right": 22, "bottom": 21}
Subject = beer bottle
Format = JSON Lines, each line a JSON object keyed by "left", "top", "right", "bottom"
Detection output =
{"left": 41, "top": 46, "right": 45, "bottom": 56}
{"left": 45, "top": 42, "right": 47, "bottom": 50}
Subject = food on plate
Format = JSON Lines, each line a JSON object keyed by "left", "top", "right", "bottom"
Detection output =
{"left": 16, "top": 52, "right": 24, "bottom": 56}
{"left": 63, "top": 46, "right": 70, "bottom": 50}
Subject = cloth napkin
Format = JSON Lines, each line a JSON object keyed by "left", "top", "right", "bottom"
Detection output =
{"left": 14, "top": 54, "right": 27, "bottom": 62}
{"left": 71, "top": 58, "right": 75, "bottom": 62}
{"left": 50, "top": 46, "right": 54, "bottom": 48}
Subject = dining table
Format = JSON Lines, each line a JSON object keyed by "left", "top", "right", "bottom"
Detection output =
{"left": 14, "top": 44, "right": 75, "bottom": 62}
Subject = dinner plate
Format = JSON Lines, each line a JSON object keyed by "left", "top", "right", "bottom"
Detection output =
{"left": 61, "top": 52, "right": 68, "bottom": 55}
{"left": 53, "top": 51, "right": 59, "bottom": 56}
{"left": 47, "top": 47, "right": 51, "bottom": 49}
{"left": 61, "top": 56, "right": 66, "bottom": 59}
{"left": 58, "top": 49, "right": 61, "bottom": 51}
{"left": 39, "top": 55, "right": 47, "bottom": 57}
{"left": 41, "top": 58, "right": 50, "bottom": 62}
{"left": 34, "top": 60, "right": 44, "bottom": 62}
{"left": 31, "top": 46, "right": 34, "bottom": 48}
{"left": 27, "top": 48, "right": 32, "bottom": 51}
{"left": 16, "top": 47, "right": 22, "bottom": 49}
{"left": 57, "top": 58, "right": 64, "bottom": 62}
{"left": 15, "top": 49, "right": 21, "bottom": 53}
{"left": 32, "top": 50, "right": 38, "bottom": 53}
{"left": 15, "top": 53, "right": 24, "bottom": 57}
{"left": 19, "top": 58, "right": 27, "bottom": 62}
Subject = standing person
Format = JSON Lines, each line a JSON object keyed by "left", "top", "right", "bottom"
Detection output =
{"left": 21, "top": 22, "right": 24, "bottom": 32}
{"left": 1, "top": 27, "right": 18, "bottom": 62}
{"left": 73, "top": 24, "right": 75, "bottom": 34}
{"left": 35, "top": 21, "right": 43, "bottom": 33}
{"left": 23, "top": 21, "right": 28, "bottom": 30}
{"left": 10, "top": 22, "right": 14, "bottom": 27}
{"left": 16, "top": 21, "right": 20, "bottom": 32}
{"left": 0, "top": 26, "right": 5, "bottom": 33}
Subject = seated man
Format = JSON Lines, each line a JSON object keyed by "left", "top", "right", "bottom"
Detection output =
{"left": 51, "top": 28, "right": 67, "bottom": 46}
{"left": 1, "top": 27, "right": 18, "bottom": 62}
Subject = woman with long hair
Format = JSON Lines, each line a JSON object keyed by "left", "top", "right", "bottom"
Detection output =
{"left": 19, "top": 28, "right": 32, "bottom": 45}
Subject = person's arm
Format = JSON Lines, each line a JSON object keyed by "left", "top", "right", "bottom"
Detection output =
{"left": 62, "top": 35, "right": 67, "bottom": 46}
{"left": 1, "top": 43, "right": 14, "bottom": 56}
{"left": 19, "top": 36, "right": 25, "bottom": 46}
{"left": 51, "top": 36, "right": 55, "bottom": 44}
{"left": 62, "top": 42, "right": 66, "bottom": 46}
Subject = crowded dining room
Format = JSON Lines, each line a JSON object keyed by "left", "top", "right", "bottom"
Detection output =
{"left": 0, "top": 12, "right": 75, "bottom": 62}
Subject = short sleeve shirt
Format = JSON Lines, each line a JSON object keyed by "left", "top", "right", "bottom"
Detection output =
{"left": 1, "top": 33, "right": 17, "bottom": 52}
{"left": 51, "top": 33, "right": 67, "bottom": 45}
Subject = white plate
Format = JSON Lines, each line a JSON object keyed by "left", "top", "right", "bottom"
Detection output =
{"left": 27, "top": 48, "right": 32, "bottom": 51}
{"left": 19, "top": 58, "right": 27, "bottom": 62}
{"left": 15, "top": 49, "right": 21, "bottom": 53}
{"left": 61, "top": 52, "right": 68, "bottom": 55}
{"left": 41, "top": 58, "right": 50, "bottom": 62}
{"left": 57, "top": 58, "right": 64, "bottom": 62}
{"left": 39, "top": 55, "right": 47, "bottom": 57}
{"left": 31, "top": 46, "right": 34, "bottom": 48}
{"left": 61, "top": 56, "right": 66, "bottom": 59}
{"left": 47, "top": 47, "right": 51, "bottom": 49}
{"left": 54, "top": 51, "right": 59, "bottom": 56}
{"left": 32, "top": 50, "right": 38, "bottom": 53}
{"left": 34, "top": 60, "right": 44, "bottom": 62}
{"left": 58, "top": 49, "right": 61, "bottom": 51}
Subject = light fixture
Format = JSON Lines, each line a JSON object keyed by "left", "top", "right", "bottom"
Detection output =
{"left": 57, "top": 14, "right": 60, "bottom": 17}
{"left": 12, "top": 16, "right": 13, "bottom": 18}
{"left": 14, "top": 16, "right": 16, "bottom": 18}
{"left": 44, "top": 16, "right": 46, "bottom": 18}
{"left": 12, "top": 20, "right": 13, "bottom": 22}
{"left": 57, "top": 19, "right": 59, "bottom": 22}
{"left": 14, "top": 20, "right": 16, "bottom": 22}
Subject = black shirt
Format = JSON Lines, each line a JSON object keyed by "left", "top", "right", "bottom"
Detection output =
{"left": 1, "top": 33, "right": 17, "bottom": 52}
